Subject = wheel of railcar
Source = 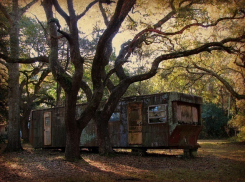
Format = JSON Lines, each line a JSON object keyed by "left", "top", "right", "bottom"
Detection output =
{"left": 131, "top": 148, "right": 147, "bottom": 156}
{"left": 88, "top": 147, "right": 99, "bottom": 153}
{"left": 189, "top": 148, "right": 198, "bottom": 157}
{"left": 183, "top": 148, "right": 198, "bottom": 158}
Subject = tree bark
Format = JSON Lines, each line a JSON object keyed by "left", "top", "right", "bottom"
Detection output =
{"left": 65, "top": 129, "right": 82, "bottom": 161}
{"left": 56, "top": 83, "right": 62, "bottom": 106}
{"left": 6, "top": 63, "right": 22, "bottom": 151}
{"left": 5, "top": 1, "right": 22, "bottom": 151}
{"left": 96, "top": 81, "right": 130, "bottom": 154}
{"left": 1, "top": 0, "right": 38, "bottom": 152}
{"left": 42, "top": 0, "right": 85, "bottom": 161}
{"left": 64, "top": 94, "right": 82, "bottom": 161}
{"left": 96, "top": 114, "right": 114, "bottom": 154}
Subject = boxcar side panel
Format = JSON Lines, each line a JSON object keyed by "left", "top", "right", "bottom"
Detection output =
{"left": 109, "top": 121, "right": 120, "bottom": 147}
{"left": 79, "top": 104, "right": 98, "bottom": 147}
{"left": 141, "top": 94, "right": 169, "bottom": 147}
{"left": 128, "top": 102, "right": 143, "bottom": 145}
{"left": 143, "top": 124, "right": 169, "bottom": 147}
{"left": 114, "top": 100, "right": 128, "bottom": 147}
{"left": 52, "top": 107, "right": 66, "bottom": 148}
{"left": 80, "top": 119, "right": 98, "bottom": 146}
{"left": 30, "top": 92, "right": 202, "bottom": 149}
{"left": 169, "top": 99, "right": 202, "bottom": 148}
{"left": 30, "top": 110, "right": 44, "bottom": 148}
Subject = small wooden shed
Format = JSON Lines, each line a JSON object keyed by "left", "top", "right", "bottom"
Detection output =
{"left": 30, "top": 92, "right": 202, "bottom": 151}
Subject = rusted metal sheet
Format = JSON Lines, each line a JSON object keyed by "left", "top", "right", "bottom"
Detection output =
{"left": 109, "top": 120, "right": 121, "bottom": 147}
{"left": 143, "top": 124, "right": 169, "bottom": 147}
{"left": 169, "top": 125, "right": 202, "bottom": 148}
{"left": 128, "top": 102, "right": 142, "bottom": 145}
{"left": 128, "top": 133, "right": 142, "bottom": 145}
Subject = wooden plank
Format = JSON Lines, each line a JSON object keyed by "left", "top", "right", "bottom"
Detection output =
{"left": 192, "top": 106, "right": 198, "bottom": 123}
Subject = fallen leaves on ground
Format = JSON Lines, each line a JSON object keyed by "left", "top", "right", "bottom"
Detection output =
{"left": 0, "top": 140, "right": 245, "bottom": 182}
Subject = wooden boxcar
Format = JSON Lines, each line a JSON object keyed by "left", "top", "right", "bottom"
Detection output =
{"left": 30, "top": 92, "right": 203, "bottom": 153}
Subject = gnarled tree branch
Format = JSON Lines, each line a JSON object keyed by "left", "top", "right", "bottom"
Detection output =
{"left": 80, "top": 80, "right": 92, "bottom": 101}
{"left": 0, "top": 2, "right": 12, "bottom": 24}
{"left": 20, "top": 0, "right": 38, "bottom": 16}
{"left": 193, "top": 63, "right": 245, "bottom": 100}
{"left": 127, "top": 35, "right": 245, "bottom": 84}
{"left": 77, "top": 0, "right": 99, "bottom": 20}
{"left": 99, "top": 2, "right": 109, "bottom": 26}
{"left": 0, "top": 53, "right": 49, "bottom": 64}
{"left": 51, "top": 0, "right": 70, "bottom": 24}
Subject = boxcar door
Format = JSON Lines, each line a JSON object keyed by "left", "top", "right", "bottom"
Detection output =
{"left": 43, "top": 112, "right": 52, "bottom": 146}
{"left": 128, "top": 102, "right": 142, "bottom": 145}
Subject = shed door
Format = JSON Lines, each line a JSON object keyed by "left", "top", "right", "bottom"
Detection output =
{"left": 44, "top": 112, "right": 52, "bottom": 146}
{"left": 128, "top": 102, "right": 142, "bottom": 145}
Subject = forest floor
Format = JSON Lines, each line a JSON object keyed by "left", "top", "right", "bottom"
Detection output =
{"left": 0, "top": 140, "right": 245, "bottom": 182}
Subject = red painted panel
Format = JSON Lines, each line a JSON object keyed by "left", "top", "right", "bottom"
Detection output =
{"left": 169, "top": 125, "right": 202, "bottom": 148}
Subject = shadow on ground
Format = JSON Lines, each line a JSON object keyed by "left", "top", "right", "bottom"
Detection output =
{"left": 0, "top": 141, "right": 245, "bottom": 182}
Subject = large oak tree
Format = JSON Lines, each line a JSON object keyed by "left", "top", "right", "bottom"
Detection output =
{"left": 0, "top": 0, "right": 38, "bottom": 152}
{"left": 40, "top": 0, "right": 245, "bottom": 161}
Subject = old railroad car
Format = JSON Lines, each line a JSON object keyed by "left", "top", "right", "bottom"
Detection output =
{"left": 30, "top": 92, "right": 203, "bottom": 153}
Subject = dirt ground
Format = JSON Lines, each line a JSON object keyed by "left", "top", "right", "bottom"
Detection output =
{"left": 0, "top": 140, "right": 245, "bottom": 182}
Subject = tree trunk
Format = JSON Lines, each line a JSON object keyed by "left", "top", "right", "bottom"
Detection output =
{"left": 96, "top": 83, "right": 130, "bottom": 154}
{"left": 56, "top": 83, "right": 62, "bottom": 107}
{"left": 5, "top": 63, "right": 22, "bottom": 151}
{"left": 65, "top": 125, "right": 82, "bottom": 161}
{"left": 96, "top": 114, "right": 114, "bottom": 155}
{"left": 64, "top": 94, "right": 82, "bottom": 161}
{"left": 5, "top": 2, "right": 22, "bottom": 151}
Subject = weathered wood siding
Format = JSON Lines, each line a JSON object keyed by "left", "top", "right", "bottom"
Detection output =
{"left": 30, "top": 109, "right": 44, "bottom": 148}
{"left": 51, "top": 107, "right": 66, "bottom": 147}
{"left": 119, "top": 93, "right": 169, "bottom": 147}
{"left": 30, "top": 107, "right": 66, "bottom": 148}
{"left": 30, "top": 92, "right": 203, "bottom": 149}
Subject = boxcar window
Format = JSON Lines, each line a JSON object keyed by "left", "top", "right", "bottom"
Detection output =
{"left": 109, "top": 112, "right": 120, "bottom": 122}
{"left": 148, "top": 104, "right": 167, "bottom": 124}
